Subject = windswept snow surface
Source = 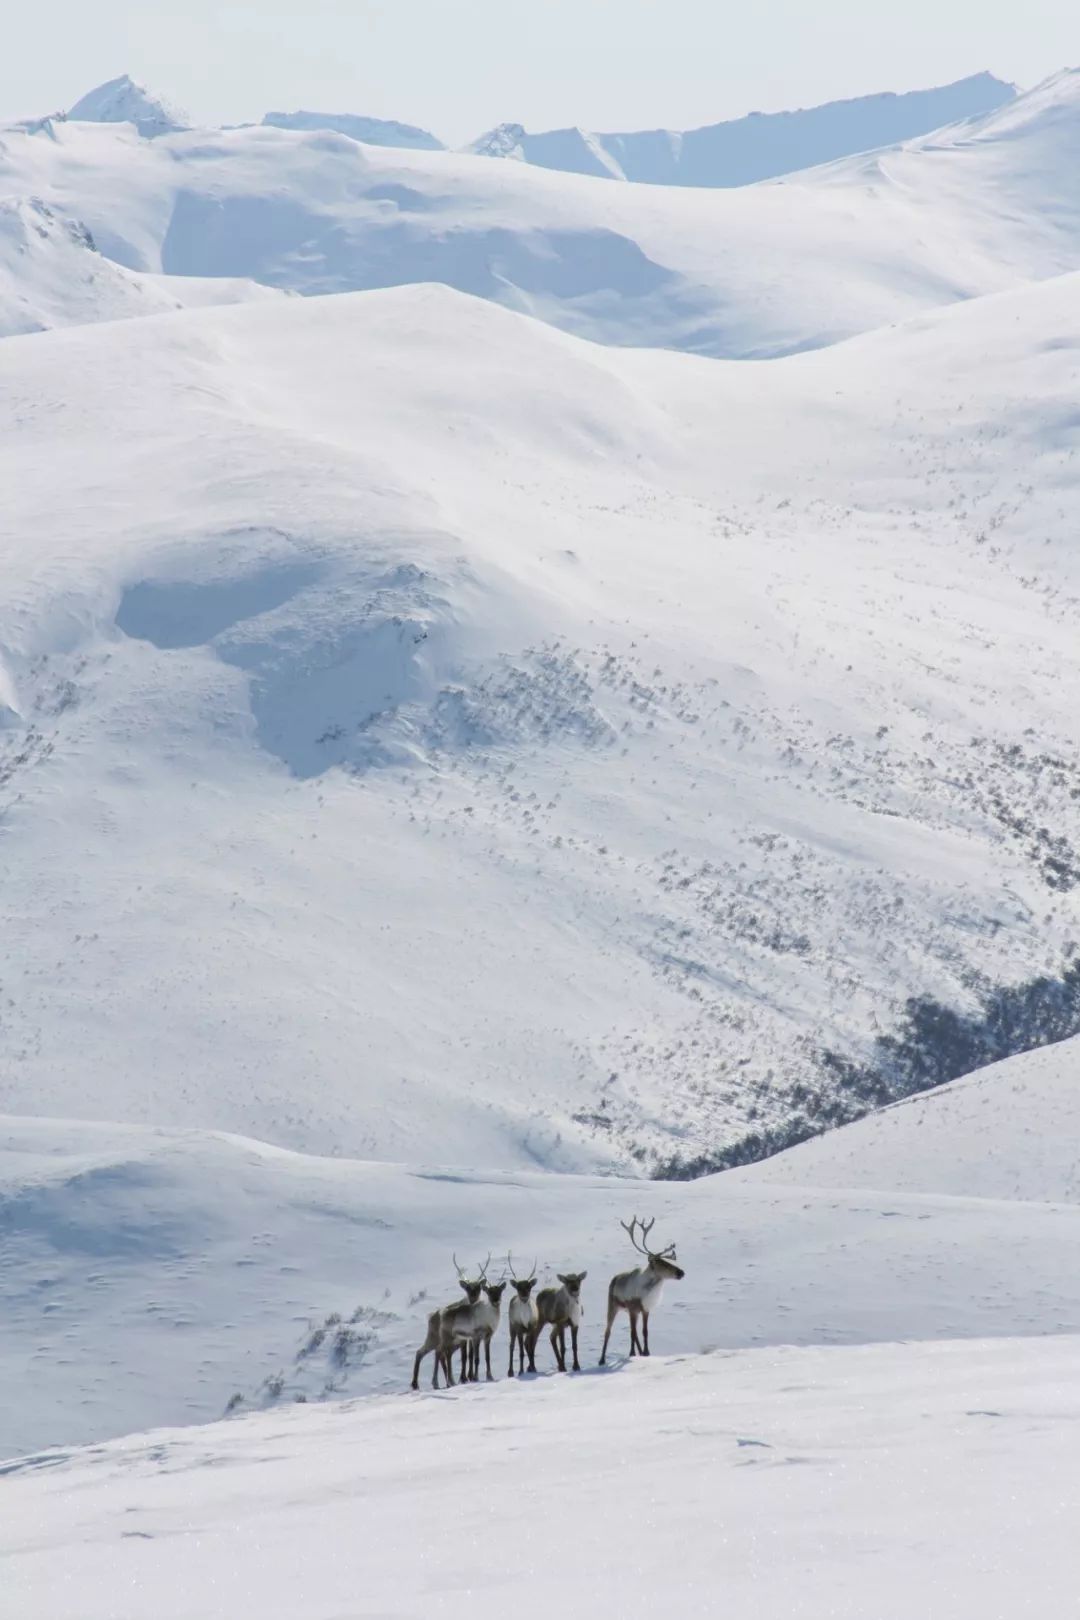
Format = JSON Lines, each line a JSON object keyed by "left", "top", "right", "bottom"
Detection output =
{"left": 3, "top": 70, "right": 1080, "bottom": 355}
{"left": 4, "top": 277, "right": 1080, "bottom": 1175}
{"left": 5, "top": 1336, "right": 1080, "bottom": 1619}
{"left": 476, "top": 71, "right": 1015, "bottom": 187}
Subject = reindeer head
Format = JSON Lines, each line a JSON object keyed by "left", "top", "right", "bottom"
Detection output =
{"left": 507, "top": 1254, "right": 538, "bottom": 1301}
{"left": 621, "top": 1217, "right": 685, "bottom": 1280}
{"left": 556, "top": 1271, "right": 587, "bottom": 1297}
{"left": 482, "top": 1279, "right": 508, "bottom": 1307}
{"left": 454, "top": 1252, "right": 491, "bottom": 1305}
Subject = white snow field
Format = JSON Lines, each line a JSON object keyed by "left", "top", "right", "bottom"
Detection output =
{"left": 5, "top": 1336, "right": 1079, "bottom": 1620}
{"left": 4, "top": 271, "right": 1080, "bottom": 1175}
{"left": 2, "top": 69, "right": 1080, "bottom": 356}
{"left": 4, "top": 1036, "right": 1080, "bottom": 1458}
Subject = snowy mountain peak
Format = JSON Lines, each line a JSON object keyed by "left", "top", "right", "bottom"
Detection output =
{"left": 261, "top": 109, "right": 444, "bottom": 150}
{"left": 466, "top": 121, "right": 528, "bottom": 159}
{"left": 66, "top": 74, "right": 189, "bottom": 138}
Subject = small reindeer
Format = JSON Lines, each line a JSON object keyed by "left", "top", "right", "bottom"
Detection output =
{"left": 505, "top": 1255, "right": 539, "bottom": 1377}
{"left": 599, "top": 1217, "right": 685, "bottom": 1366}
{"left": 468, "top": 1275, "right": 508, "bottom": 1382}
{"left": 410, "top": 1255, "right": 484, "bottom": 1391}
{"left": 535, "top": 1271, "right": 587, "bottom": 1372}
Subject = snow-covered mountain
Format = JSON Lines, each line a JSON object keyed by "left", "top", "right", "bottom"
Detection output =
{"left": 3, "top": 267, "right": 1080, "bottom": 1182}
{"left": 262, "top": 108, "right": 443, "bottom": 149}
{"left": 66, "top": 73, "right": 189, "bottom": 137}
{"left": 3, "top": 70, "right": 1078, "bottom": 358}
{"left": 0, "top": 195, "right": 283, "bottom": 336}
{"left": 469, "top": 71, "right": 1016, "bottom": 186}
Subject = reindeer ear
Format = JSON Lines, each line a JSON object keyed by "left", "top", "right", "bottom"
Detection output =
{"left": 557, "top": 1273, "right": 569, "bottom": 1285}
{"left": 579, "top": 1271, "right": 587, "bottom": 1282}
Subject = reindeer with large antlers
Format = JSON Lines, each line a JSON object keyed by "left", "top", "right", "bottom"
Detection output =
{"left": 599, "top": 1217, "right": 685, "bottom": 1366}
{"left": 505, "top": 1254, "right": 539, "bottom": 1377}
{"left": 410, "top": 1255, "right": 486, "bottom": 1391}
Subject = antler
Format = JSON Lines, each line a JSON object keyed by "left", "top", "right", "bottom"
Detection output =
{"left": 621, "top": 1216, "right": 668, "bottom": 1258}
{"left": 453, "top": 1252, "right": 466, "bottom": 1279}
{"left": 477, "top": 1251, "right": 492, "bottom": 1282}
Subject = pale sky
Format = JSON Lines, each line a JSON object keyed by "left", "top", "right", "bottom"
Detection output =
{"left": 4, "top": 1, "right": 1076, "bottom": 145}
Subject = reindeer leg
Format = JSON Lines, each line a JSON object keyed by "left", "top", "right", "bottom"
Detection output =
{"left": 412, "top": 1347, "right": 425, "bottom": 1391}
{"left": 550, "top": 1324, "right": 564, "bottom": 1372}
{"left": 484, "top": 1331, "right": 493, "bottom": 1381}
{"left": 527, "top": 1328, "right": 537, "bottom": 1373}
{"left": 628, "top": 1305, "right": 642, "bottom": 1357}
{"left": 599, "top": 1295, "right": 619, "bottom": 1366}
{"left": 570, "top": 1320, "right": 581, "bottom": 1372}
{"left": 641, "top": 1308, "right": 650, "bottom": 1357}
{"left": 508, "top": 1329, "right": 516, "bottom": 1378}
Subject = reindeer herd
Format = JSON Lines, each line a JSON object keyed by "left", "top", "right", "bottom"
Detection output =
{"left": 411, "top": 1218, "right": 685, "bottom": 1390}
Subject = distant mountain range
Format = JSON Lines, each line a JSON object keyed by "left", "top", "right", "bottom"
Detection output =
{"left": 44, "top": 69, "right": 1015, "bottom": 188}
{"left": 466, "top": 72, "right": 1016, "bottom": 185}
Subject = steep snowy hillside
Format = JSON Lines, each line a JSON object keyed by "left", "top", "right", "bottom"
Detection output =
{"left": 746, "top": 1037, "right": 1080, "bottom": 1201}
{"left": 473, "top": 71, "right": 1014, "bottom": 187}
{"left": 4, "top": 1097, "right": 1080, "bottom": 1457}
{"left": 0, "top": 196, "right": 283, "bottom": 336}
{"left": 262, "top": 108, "right": 443, "bottom": 150}
{"left": 3, "top": 276, "right": 1080, "bottom": 1181}
{"left": 7, "top": 1336, "right": 1080, "bottom": 1619}
{"left": 2, "top": 69, "right": 1078, "bottom": 356}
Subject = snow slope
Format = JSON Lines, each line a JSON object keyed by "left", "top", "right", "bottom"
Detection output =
{"left": 4, "top": 1084, "right": 1080, "bottom": 1457}
{"left": 3, "top": 274, "right": 1080, "bottom": 1175}
{"left": 746, "top": 1037, "right": 1080, "bottom": 1201}
{"left": 0, "top": 195, "right": 283, "bottom": 336}
{"left": 262, "top": 108, "right": 444, "bottom": 150}
{"left": 3, "top": 69, "right": 1080, "bottom": 356}
{"left": 477, "top": 71, "right": 1015, "bottom": 187}
{"left": 5, "top": 1336, "right": 1079, "bottom": 1619}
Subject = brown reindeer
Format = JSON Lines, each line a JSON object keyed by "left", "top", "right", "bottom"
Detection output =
{"left": 410, "top": 1256, "right": 485, "bottom": 1390}
{"left": 599, "top": 1217, "right": 684, "bottom": 1365}
{"left": 535, "top": 1271, "right": 587, "bottom": 1372}
{"left": 505, "top": 1255, "right": 539, "bottom": 1376}
{"left": 437, "top": 1253, "right": 494, "bottom": 1385}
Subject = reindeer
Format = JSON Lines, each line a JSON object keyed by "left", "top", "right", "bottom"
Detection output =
{"left": 535, "top": 1271, "right": 587, "bottom": 1372}
{"left": 468, "top": 1274, "right": 508, "bottom": 1382}
{"left": 505, "top": 1255, "right": 539, "bottom": 1377}
{"left": 599, "top": 1217, "right": 684, "bottom": 1366}
{"left": 410, "top": 1256, "right": 485, "bottom": 1391}
{"left": 437, "top": 1254, "right": 495, "bottom": 1386}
